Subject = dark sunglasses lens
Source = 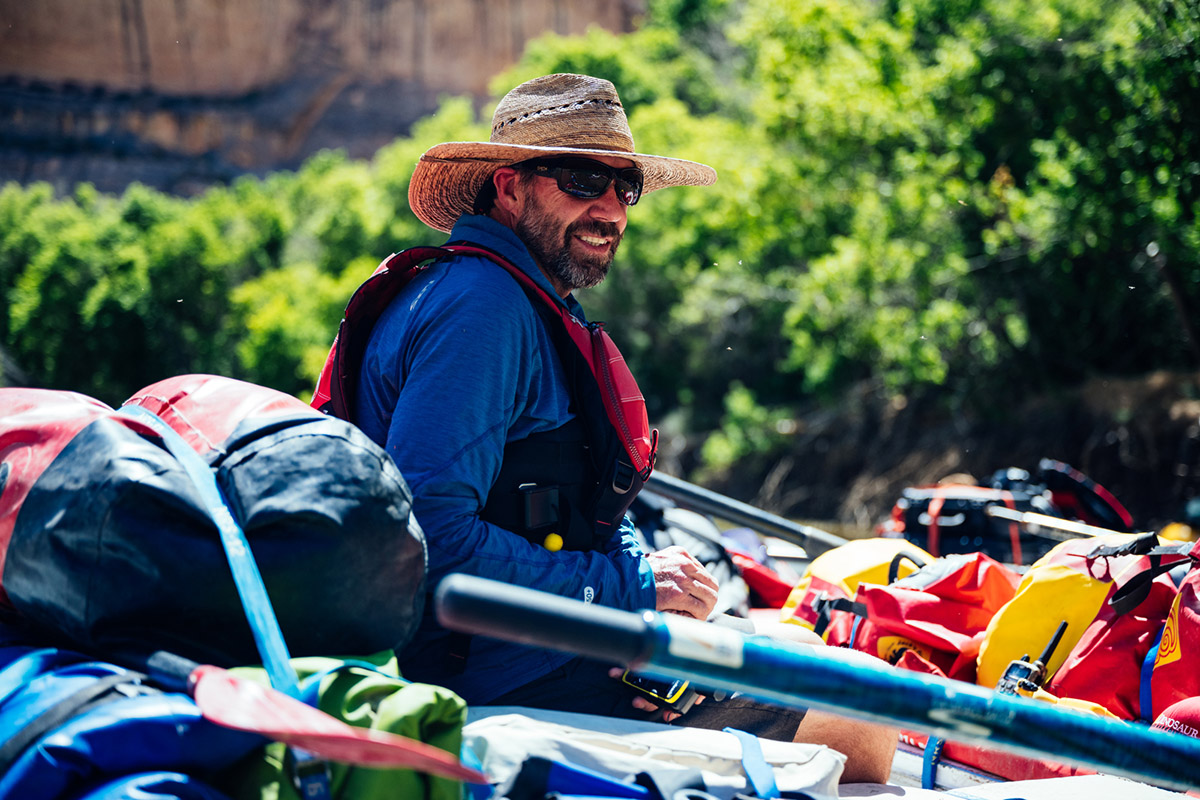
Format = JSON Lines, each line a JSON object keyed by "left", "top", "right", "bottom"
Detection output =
{"left": 566, "top": 169, "right": 643, "bottom": 205}
{"left": 614, "top": 171, "right": 642, "bottom": 206}
{"left": 539, "top": 161, "right": 644, "bottom": 206}
{"left": 560, "top": 168, "right": 611, "bottom": 198}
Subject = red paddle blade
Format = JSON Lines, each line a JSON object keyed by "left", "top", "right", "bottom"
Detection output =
{"left": 189, "top": 665, "right": 487, "bottom": 783}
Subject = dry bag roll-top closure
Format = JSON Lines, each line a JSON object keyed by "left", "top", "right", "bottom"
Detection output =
{"left": 312, "top": 245, "right": 658, "bottom": 552}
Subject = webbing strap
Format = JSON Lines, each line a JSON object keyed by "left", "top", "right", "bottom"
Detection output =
{"left": 812, "top": 596, "right": 866, "bottom": 637}
{"left": 922, "top": 735, "right": 945, "bottom": 790}
{"left": 848, "top": 615, "right": 865, "bottom": 648}
{"left": 926, "top": 493, "right": 945, "bottom": 558}
{"left": 120, "top": 406, "right": 329, "bottom": 798}
{"left": 1001, "top": 492, "right": 1023, "bottom": 567}
{"left": 1141, "top": 626, "right": 1165, "bottom": 723}
{"left": 887, "top": 551, "right": 928, "bottom": 585}
{"left": 1109, "top": 543, "right": 1193, "bottom": 616}
{"left": 296, "top": 660, "right": 404, "bottom": 707}
{"left": 1089, "top": 532, "right": 1163, "bottom": 560}
{"left": 0, "top": 671, "right": 145, "bottom": 774}
{"left": 724, "top": 727, "right": 779, "bottom": 798}
{"left": 118, "top": 405, "right": 300, "bottom": 698}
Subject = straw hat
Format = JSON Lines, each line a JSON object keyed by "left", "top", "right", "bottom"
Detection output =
{"left": 408, "top": 73, "right": 717, "bottom": 233}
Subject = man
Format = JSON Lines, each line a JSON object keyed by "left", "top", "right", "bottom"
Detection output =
{"left": 340, "top": 73, "right": 895, "bottom": 782}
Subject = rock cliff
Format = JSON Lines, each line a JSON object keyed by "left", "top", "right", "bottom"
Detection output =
{"left": 0, "top": 0, "right": 641, "bottom": 194}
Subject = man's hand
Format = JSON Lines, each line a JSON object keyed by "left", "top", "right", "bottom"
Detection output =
{"left": 606, "top": 666, "right": 705, "bottom": 722}
{"left": 646, "top": 545, "right": 719, "bottom": 621}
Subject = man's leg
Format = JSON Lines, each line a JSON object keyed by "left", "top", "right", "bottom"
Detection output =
{"left": 755, "top": 618, "right": 898, "bottom": 783}
{"left": 792, "top": 708, "right": 897, "bottom": 784}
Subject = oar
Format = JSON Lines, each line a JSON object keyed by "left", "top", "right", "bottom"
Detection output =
{"left": 645, "top": 472, "right": 848, "bottom": 555}
{"left": 139, "top": 651, "right": 487, "bottom": 782}
{"left": 434, "top": 574, "right": 1200, "bottom": 792}
{"left": 985, "top": 505, "right": 1151, "bottom": 541}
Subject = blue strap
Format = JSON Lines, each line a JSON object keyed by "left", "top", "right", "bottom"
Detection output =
{"left": 848, "top": 615, "right": 863, "bottom": 648}
{"left": 1140, "top": 626, "right": 1165, "bottom": 723}
{"left": 297, "top": 660, "right": 405, "bottom": 707}
{"left": 921, "top": 735, "right": 944, "bottom": 790}
{"left": 117, "top": 405, "right": 300, "bottom": 699}
{"left": 120, "top": 406, "right": 328, "bottom": 798}
{"left": 724, "top": 727, "right": 779, "bottom": 798}
{"left": 460, "top": 746, "right": 491, "bottom": 800}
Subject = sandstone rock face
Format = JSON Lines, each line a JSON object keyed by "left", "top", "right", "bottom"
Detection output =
{"left": 0, "top": 0, "right": 642, "bottom": 194}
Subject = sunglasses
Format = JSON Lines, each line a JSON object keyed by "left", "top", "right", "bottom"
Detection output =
{"left": 526, "top": 158, "right": 644, "bottom": 206}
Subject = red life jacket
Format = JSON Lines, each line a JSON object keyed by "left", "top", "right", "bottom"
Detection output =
{"left": 312, "top": 244, "right": 658, "bottom": 551}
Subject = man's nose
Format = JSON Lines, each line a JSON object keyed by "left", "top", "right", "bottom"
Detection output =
{"left": 588, "top": 184, "right": 626, "bottom": 224}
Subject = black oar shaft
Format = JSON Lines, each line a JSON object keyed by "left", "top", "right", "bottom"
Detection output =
{"left": 645, "top": 472, "right": 847, "bottom": 554}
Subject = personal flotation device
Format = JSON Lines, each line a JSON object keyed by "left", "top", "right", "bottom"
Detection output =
{"left": 312, "top": 244, "right": 658, "bottom": 552}
{"left": 779, "top": 537, "right": 933, "bottom": 637}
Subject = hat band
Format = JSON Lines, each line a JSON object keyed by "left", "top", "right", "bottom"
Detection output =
{"left": 515, "top": 136, "right": 633, "bottom": 153}
{"left": 491, "top": 99, "right": 635, "bottom": 153}
{"left": 491, "top": 97, "right": 624, "bottom": 134}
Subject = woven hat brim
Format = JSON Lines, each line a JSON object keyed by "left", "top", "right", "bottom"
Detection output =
{"left": 408, "top": 141, "right": 717, "bottom": 233}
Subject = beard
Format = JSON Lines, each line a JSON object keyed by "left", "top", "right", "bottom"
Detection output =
{"left": 515, "top": 199, "right": 622, "bottom": 292}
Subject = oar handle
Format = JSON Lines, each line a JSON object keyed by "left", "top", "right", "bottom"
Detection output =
{"left": 102, "top": 649, "right": 201, "bottom": 693}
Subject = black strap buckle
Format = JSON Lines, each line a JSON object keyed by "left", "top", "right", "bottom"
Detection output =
{"left": 288, "top": 748, "right": 332, "bottom": 799}
{"left": 612, "top": 460, "right": 636, "bottom": 495}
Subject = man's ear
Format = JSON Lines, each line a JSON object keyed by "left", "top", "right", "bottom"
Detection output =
{"left": 490, "top": 167, "right": 524, "bottom": 225}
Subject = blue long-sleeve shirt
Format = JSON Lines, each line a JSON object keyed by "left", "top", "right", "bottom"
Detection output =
{"left": 354, "top": 214, "right": 655, "bottom": 702}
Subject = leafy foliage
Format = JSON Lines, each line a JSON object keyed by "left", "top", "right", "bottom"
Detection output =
{"left": 1, "top": 0, "right": 1195, "bottom": 492}
{"left": 0, "top": 100, "right": 486, "bottom": 403}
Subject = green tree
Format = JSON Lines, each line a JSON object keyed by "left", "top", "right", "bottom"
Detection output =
{"left": 2, "top": 0, "right": 1195, "bottom": 495}
{"left": 895, "top": 0, "right": 1200, "bottom": 390}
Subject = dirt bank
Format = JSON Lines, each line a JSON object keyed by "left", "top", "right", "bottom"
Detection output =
{"left": 700, "top": 371, "right": 1200, "bottom": 534}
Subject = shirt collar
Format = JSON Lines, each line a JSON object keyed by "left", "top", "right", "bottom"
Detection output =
{"left": 447, "top": 214, "right": 588, "bottom": 319}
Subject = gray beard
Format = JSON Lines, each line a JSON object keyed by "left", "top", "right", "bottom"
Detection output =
{"left": 516, "top": 214, "right": 620, "bottom": 292}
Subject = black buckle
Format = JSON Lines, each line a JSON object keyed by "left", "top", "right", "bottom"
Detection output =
{"left": 519, "top": 483, "right": 560, "bottom": 531}
{"left": 288, "top": 749, "right": 332, "bottom": 799}
{"left": 612, "top": 460, "right": 636, "bottom": 495}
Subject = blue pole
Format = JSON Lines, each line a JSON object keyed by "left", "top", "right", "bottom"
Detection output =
{"left": 642, "top": 613, "right": 1198, "bottom": 790}
{"left": 435, "top": 574, "right": 1200, "bottom": 792}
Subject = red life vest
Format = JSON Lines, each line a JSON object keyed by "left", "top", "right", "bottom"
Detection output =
{"left": 312, "top": 244, "right": 658, "bottom": 550}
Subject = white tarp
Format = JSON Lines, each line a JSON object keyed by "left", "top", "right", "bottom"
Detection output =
{"left": 464, "top": 705, "right": 845, "bottom": 799}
